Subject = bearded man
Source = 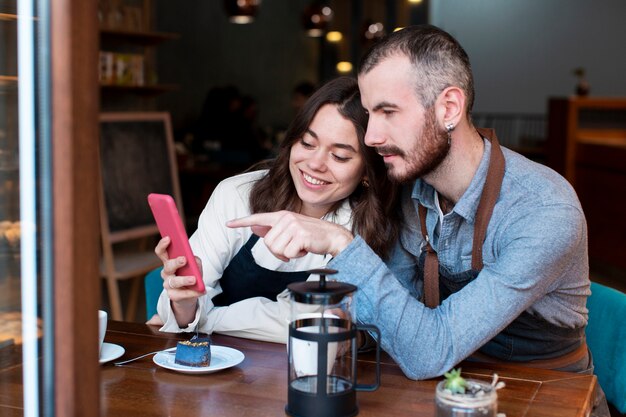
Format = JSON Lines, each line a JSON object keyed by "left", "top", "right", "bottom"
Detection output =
{"left": 229, "top": 24, "right": 607, "bottom": 415}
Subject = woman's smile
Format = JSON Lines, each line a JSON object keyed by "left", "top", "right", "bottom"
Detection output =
{"left": 301, "top": 170, "right": 330, "bottom": 187}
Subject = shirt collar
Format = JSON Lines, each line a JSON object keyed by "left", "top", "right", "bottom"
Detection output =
{"left": 411, "top": 137, "right": 492, "bottom": 224}
{"left": 324, "top": 198, "right": 353, "bottom": 228}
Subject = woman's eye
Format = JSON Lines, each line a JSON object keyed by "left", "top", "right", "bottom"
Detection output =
{"left": 332, "top": 154, "right": 351, "bottom": 162}
{"left": 300, "top": 139, "right": 314, "bottom": 149}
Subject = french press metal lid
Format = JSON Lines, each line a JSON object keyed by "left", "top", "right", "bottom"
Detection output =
{"left": 288, "top": 268, "right": 357, "bottom": 305}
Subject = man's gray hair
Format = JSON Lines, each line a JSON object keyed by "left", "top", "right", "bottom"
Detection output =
{"left": 358, "top": 25, "right": 475, "bottom": 116}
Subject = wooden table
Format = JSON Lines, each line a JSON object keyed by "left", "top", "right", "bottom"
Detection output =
{"left": 0, "top": 321, "right": 597, "bottom": 416}
{"left": 103, "top": 321, "right": 596, "bottom": 417}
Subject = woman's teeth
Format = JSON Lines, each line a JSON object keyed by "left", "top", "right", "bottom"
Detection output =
{"left": 303, "top": 172, "right": 328, "bottom": 185}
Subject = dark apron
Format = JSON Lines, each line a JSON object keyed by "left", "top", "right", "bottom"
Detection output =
{"left": 211, "top": 234, "right": 310, "bottom": 307}
{"left": 417, "top": 128, "right": 584, "bottom": 362}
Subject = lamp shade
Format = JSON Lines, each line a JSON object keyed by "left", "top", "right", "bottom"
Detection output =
{"left": 224, "top": 0, "right": 260, "bottom": 24}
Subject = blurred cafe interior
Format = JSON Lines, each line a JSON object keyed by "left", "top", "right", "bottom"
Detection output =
{"left": 1, "top": 0, "right": 625, "bottom": 415}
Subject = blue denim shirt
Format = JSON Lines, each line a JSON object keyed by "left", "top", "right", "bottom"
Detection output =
{"left": 329, "top": 139, "right": 590, "bottom": 380}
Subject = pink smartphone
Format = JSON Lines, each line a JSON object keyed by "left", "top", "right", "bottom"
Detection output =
{"left": 147, "top": 193, "right": 205, "bottom": 293}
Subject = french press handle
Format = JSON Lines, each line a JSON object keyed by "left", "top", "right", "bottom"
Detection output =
{"left": 355, "top": 323, "right": 381, "bottom": 392}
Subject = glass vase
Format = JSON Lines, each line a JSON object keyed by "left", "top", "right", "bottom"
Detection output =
{"left": 435, "top": 379, "right": 497, "bottom": 417}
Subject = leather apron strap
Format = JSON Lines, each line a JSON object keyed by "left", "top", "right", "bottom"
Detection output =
{"left": 472, "top": 128, "right": 506, "bottom": 271}
{"left": 419, "top": 204, "right": 439, "bottom": 308}
{"left": 419, "top": 128, "right": 505, "bottom": 308}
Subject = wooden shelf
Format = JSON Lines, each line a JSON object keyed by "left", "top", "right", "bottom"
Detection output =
{"left": 100, "top": 83, "right": 178, "bottom": 95}
{"left": 547, "top": 97, "right": 626, "bottom": 179}
{"left": 0, "top": 75, "right": 17, "bottom": 88}
{"left": 100, "top": 28, "right": 179, "bottom": 46}
{"left": 577, "top": 129, "right": 626, "bottom": 148}
{"left": 562, "top": 96, "right": 626, "bottom": 110}
{"left": 0, "top": 13, "right": 17, "bottom": 21}
{"left": 98, "top": 1, "right": 180, "bottom": 108}
{"left": 547, "top": 96, "right": 626, "bottom": 271}
{"left": 0, "top": 13, "right": 38, "bottom": 21}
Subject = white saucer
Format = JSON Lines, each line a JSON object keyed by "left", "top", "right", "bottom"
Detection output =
{"left": 100, "top": 342, "right": 125, "bottom": 364}
{"left": 153, "top": 345, "right": 244, "bottom": 374}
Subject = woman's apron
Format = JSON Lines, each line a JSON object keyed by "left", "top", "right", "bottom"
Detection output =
{"left": 211, "top": 234, "right": 310, "bottom": 307}
{"left": 417, "top": 128, "right": 586, "bottom": 368}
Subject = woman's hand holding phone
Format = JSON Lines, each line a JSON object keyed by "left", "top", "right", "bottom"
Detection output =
{"left": 148, "top": 192, "right": 207, "bottom": 328}
{"left": 155, "top": 236, "right": 204, "bottom": 296}
{"left": 148, "top": 193, "right": 205, "bottom": 292}
{"left": 155, "top": 236, "right": 205, "bottom": 326}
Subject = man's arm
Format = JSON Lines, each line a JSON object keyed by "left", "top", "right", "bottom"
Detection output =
{"left": 330, "top": 204, "right": 588, "bottom": 380}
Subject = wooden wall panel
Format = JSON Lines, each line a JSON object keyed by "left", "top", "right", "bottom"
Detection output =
{"left": 547, "top": 97, "right": 626, "bottom": 273}
{"left": 576, "top": 144, "right": 626, "bottom": 270}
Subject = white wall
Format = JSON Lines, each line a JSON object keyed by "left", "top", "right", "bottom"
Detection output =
{"left": 430, "top": 0, "right": 626, "bottom": 115}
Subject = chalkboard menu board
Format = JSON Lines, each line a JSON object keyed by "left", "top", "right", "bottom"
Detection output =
{"left": 99, "top": 112, "right": 181, "bottom": 234}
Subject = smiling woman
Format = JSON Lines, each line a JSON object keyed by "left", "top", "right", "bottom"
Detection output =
{"left": 150, "top": 76, "right": 401, "bottom": 343}
{"left": 288, "top": 103, "right": 365, "bottom": 218}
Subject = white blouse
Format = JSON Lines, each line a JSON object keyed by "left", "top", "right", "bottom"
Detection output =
{"left": 157, "top": 170, "right": 353, "bottom": 343}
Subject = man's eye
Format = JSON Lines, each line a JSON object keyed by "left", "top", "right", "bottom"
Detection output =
{"left": 383, "top": 109, "right": 394, "bottom": 115}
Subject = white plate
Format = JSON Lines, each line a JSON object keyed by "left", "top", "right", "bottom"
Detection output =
{"left": 100, "top": 342, "right": 125, "bottom": 364}
{"left": 153, "top": 345, "right": 245, "bottom": 374}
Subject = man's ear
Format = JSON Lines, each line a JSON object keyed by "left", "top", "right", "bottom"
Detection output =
{"left": 435, "top": 86, "right": 465, "bottom": 128}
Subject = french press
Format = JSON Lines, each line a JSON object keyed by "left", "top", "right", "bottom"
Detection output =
{"left": 285, "top": 269, "right": 380, "bottom": 417}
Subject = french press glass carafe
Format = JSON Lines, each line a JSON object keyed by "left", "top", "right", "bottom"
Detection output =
{"left": 285, "top": 269, "right": 380, "bottom": 417}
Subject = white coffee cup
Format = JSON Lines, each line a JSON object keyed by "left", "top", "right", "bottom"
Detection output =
{"left": 291, "top": 312, "right": 339, "bottom": 377}
{"left": 98, "top": 310, "right": 108, "bottom": 356}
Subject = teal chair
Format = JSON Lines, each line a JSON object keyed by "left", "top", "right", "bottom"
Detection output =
{"left": 586, "top": 282, "right": 626, "bottom": 413}
{"left": 144, "top": 267, "right": 164, "bottom": 320}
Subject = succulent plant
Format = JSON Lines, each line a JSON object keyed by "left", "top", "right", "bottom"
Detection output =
{"left": 443, "top": 368, "right": 468, "bottom": 394}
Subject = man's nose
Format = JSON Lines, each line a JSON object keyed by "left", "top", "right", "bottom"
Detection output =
{"left": 364, "top": 119, "right": 385, "bottom": 147}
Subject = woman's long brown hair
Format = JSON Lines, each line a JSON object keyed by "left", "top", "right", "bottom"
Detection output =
{"left": 249, "top": 76, "right": 400, "bottom": 259}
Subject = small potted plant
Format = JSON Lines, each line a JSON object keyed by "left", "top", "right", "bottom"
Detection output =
{"left": 572, "top": 67, "right": 590, "bottom": 96}
{"left": 435, "top": 368, "right": 503, "bottom": 417}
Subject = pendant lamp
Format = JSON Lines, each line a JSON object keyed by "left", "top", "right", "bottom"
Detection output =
{"left": 224, "top": 0, "right": 260, "bottom": 24}
{"left": 301, "top": 2, "right": 333, "bottom": 37}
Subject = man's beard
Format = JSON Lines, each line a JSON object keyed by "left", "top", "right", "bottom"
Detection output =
{"left": 377, "top": 107, "right": 450, "bottom": 184}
